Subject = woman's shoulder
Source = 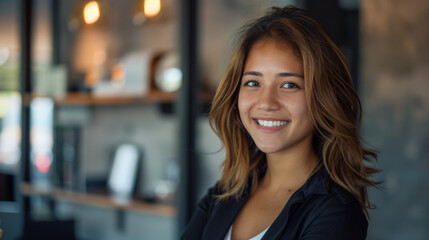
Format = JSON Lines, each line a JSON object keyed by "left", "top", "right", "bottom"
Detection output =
{"left": 195, "top": 182, "right": 225, "bottom": 211}
{"left": 207, "top": 181, "right": 223, "bottom": 196}
{"left": 306, "top": 167, "right": 364, "bottom": 210}
{"left": 298, "top": 171, "right": 367, "bottom": 222}
{"left": 297, "top": 182, "right": 368, "bottom": 239}
{"left": 305, "top": 181, "right": 368, "bottom": 227}
{"left": 309, "top": 180, "right": 365, "bottom": 212}
{"left": 200, "top": 181, "right": 223, "bottom": 204}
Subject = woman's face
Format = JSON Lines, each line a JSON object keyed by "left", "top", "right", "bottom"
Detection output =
{"left": 238, "top": 39, "right": 313, "bottom": 156}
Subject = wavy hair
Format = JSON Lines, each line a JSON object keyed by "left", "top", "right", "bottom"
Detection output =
{"left": 209, "top": 5, "right": 379, "bottom": 213}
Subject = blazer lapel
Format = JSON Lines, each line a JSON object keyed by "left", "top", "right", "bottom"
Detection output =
{"left": 261, "top": 193, "right": 304, "bottom": 240}
{"left": 202, "top": 193, "right": 249, "bottom": 240}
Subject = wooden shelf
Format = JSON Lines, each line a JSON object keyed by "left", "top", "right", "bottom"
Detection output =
{"left": 20, "top": 183, "right": 177, "bottom": 217}
{"left": 23, "top": 91, "right": 177, "bottom": 106}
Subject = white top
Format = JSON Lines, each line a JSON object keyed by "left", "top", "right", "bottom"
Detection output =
{"left": 224, "top": 225, "right": 270, "bottom": 240}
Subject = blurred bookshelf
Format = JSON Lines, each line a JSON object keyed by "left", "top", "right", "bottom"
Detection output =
{"left": 20, "top": 182, "right": 177, "bottom": 217}
{"left": 23, "top": 91, "right": 178, "bottom": 106}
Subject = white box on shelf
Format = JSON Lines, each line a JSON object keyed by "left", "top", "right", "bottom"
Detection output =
{"left": 93, "top": 51, "right": 154, "bottom": 97}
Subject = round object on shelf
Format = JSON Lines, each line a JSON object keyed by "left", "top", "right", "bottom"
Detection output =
{"left": 154, "top": 51, "right": 182, "bottom": 93}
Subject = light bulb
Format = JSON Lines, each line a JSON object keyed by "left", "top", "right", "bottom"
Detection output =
{"left": 83, "top": 1, "right": 100, "bottom": 24}
{"left": 144, "top": 0, "right": 161, "bottom": 18}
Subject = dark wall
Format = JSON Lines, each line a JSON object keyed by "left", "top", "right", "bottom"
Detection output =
{"left": 361, "top": 0, "right": 429, "bottom": 239}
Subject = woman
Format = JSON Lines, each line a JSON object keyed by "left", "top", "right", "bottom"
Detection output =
{"left": 181, "top": 5, "right": 379, "bottom": 240}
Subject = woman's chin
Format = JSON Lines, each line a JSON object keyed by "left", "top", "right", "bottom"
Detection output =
{"left": 255, "top": 144, "right": 282, "bottom": 155}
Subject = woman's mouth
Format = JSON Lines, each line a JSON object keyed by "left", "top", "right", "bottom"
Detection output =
{"left": 256, "top": 119, "right": 289, "bottom": 128}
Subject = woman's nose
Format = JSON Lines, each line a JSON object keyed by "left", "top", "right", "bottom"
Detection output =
{"left": 257, "top": 87, "right": 280, "bottom": 111}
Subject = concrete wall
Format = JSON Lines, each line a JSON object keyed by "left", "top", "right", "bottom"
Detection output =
{"left": 361, "top": 0, "right": 429, "bottom": 239}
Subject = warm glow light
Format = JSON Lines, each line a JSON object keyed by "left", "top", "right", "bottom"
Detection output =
{"left": 144, "top": 0, "right": 161, "bottom": 18}
{"left": 83, "top": 1, "right": 100, "bottom": 24}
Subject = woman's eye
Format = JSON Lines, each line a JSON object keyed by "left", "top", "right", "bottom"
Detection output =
{"left": 282, "top": 82, "right": 299, "bottom": 89}
{"left": 243, "top": 80, "right": 260, "bottom": 87}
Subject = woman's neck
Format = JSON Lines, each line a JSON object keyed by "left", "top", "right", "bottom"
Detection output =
{"left": 261, "top": 147, "right": 319, "bottom": 192}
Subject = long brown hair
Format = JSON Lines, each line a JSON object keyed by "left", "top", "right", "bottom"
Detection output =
{"left": 209, "top": 5, "right": 379, "bottom": 213}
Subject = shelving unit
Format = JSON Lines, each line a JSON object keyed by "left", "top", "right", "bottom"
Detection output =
{"left": 15, "top": 0, "right": 200, "bottom": 238}
{"left": 20, "top": 183, "right": 176, "bottom": 217}
{"left": 23, "top": 91, "right": 178, "bottom": 106}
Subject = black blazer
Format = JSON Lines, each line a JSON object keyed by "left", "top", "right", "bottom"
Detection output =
{"left": 181, "top": 167, "right": 368, "bottom": 240}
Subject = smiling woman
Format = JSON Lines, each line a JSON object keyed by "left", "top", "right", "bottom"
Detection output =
{"left": 238, "top": 40, "right": 312, "bottom": 159}
{"left": 181, "top": 5, "right": 379, "bottom": 240}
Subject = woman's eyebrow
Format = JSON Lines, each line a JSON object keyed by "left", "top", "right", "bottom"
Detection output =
{"left": 277, "top": 72, "right": 304, "bottom": 78}
{"left": 242, "top": 71, "right": 262, "bottom": 76}
{"left": 242, "top": 71, "right": 303, "bottom": 78}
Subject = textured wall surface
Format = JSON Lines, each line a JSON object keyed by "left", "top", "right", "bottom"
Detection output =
{"left": 361, "top": 0, "right": 429, "bottom": 239}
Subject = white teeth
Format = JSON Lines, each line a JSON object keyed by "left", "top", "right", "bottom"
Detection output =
{"left": 257, "top": 119, "right": 288, "bottom": 127}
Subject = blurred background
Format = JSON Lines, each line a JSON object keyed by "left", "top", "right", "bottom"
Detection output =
{"left": 0, "top": 0, "right": 428, "bottom": 239}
